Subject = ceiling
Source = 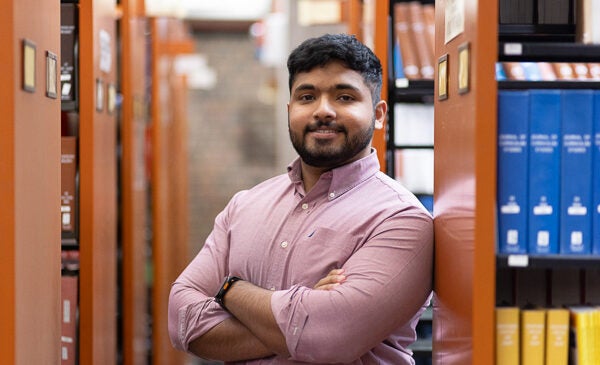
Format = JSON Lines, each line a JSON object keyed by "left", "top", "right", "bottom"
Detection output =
{"left": 145, "top": 0, "right": 273, "bottom": 20}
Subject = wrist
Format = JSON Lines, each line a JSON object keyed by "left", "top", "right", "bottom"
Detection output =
{"left": 214, "top": 275, "right": 243, "bottom": 309}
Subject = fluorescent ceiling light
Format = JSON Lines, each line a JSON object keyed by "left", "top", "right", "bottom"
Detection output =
{"left": 179, "top": 0, "right": 272, "bottom": 20}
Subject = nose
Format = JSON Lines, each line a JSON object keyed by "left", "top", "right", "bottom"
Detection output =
{"left": 313, "top": 96, "right": 335, "bottom": 121}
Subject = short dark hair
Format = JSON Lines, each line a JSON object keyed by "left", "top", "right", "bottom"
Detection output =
{"left": 287, "top": 33, "right": 383, "bottom": 103}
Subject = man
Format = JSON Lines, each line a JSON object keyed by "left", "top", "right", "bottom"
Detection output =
{"left": 168, "top": 33, "right": 433, "bottom": 364}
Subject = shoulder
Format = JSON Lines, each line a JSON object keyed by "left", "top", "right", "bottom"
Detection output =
{"left": 371, "top": 171, "right": 432, "bottom": 217}
{"left": 227, "top": 173, "right": 290, "bottom": 206}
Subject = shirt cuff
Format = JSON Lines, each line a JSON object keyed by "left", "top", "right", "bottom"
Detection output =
{"left": 270, "top": 285, "right": 310, "bottom": 361}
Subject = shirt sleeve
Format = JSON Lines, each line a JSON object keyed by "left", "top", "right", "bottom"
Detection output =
{"left": 168, "top": 193, "right": 243, "bottom": 351}
{"left": 270, "top": 207, "right": 434, "bottom": 363}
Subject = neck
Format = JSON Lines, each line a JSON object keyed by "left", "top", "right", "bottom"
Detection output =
{"left": 299, "top": 162, "right": 329, "bottom": 193}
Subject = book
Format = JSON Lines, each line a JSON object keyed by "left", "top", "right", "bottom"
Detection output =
{"left": 496, "top": 307, "right": 520, "bottom": 365}
{"left": 522, "top": 62, "right": 543, "bottom": 81}
{"left": 394, "top": 149, "right": 434, "bottom": 195}
{"left": 593, "top": 91, "right": 600, "bottom": 255}
{"left": 408, "top": 2, "right": 434, "bottom": 79}
{"left": 573, "top": 63, "right": 591, "bottom": 80}
{"left": 497, "top": 90, "right": 529, "bottom": 254}
{"left": 538, "top": 63, "right": 558, "bottom": 81}
{"left": 393, "top": 102, "right": 434, "bottom": 147}
{"left": 589, "top": 64, "right": 600, "bottom": 80}
{"left": 545, "top": 308, "right": 569, "bottom": 365}
{"left": 559, "top": 90, "right": 594, "bottom": 255}
{"left": 538, "top": 0, "right": 571, "bottom": 24}
{"left": 393, "top": 2, "right": 420, "bottom": 80}
{"left": 503, "top": 62, "right": 527, "bottom": 80}
{"left": 61, "top": 275, "right": 78, "bottom": 365}
{"left": 422, "top": 4, "right": 435, "bottom": 60}
{"left": 577, "top": 0, "right": 600, "bottom": 44}
{"left": 60, "top": 3, "right": 78, "bottom": 108}
{"left": 499, "top": 0, "right": 534, "bottom": 24}
{"left": 528, "top": 90, "right": 561, "bottom": 255}
{"left": 61, "top": 136, "right": 78, "bottom": 242}
{"left": 496, "top": 63, "right": 508, "bottom": 81}
{"left": 552, "top": 63, "right": 575, "bottom": 80}
{"left": 568, "top": 306, "right": 597, "bottom": 365}
{"left": 521, "top": 308, "right": 546, "bottom": 365}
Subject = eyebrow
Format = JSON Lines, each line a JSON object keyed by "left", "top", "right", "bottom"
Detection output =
{"left": 292, "top": 83, "right": 361, "bottom": 94}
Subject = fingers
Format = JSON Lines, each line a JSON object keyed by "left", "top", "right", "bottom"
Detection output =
{"left": 314, "top": 269, "right": 346, "bottom": 290}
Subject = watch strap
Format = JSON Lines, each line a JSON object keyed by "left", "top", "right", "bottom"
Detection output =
{"left": 214, "top": 275, "right": 242, "bottom": 308}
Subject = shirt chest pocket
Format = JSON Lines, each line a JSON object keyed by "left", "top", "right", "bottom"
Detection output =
{"left": 287, "top": 227, "right": 361, "bottom": 285}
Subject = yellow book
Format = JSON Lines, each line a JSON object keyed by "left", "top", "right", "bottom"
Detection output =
{"left": 521, "top": 308, "right": 546, "bottom": 365}
{"left": 545, "top": 308, "right": 569, "bottom": 365}
{"left": 496, "top": 307, "right": 520, "bottom": 365}
{"left": 569, "top": 306, "right": 595, "bottom": 365}
{"left": 592, "top": 309, "right": 600, "bottom": 365}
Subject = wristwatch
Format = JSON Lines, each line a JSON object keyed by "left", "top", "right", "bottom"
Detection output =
{"left": 214, "top": 275, "right": 243, "bottom": 309}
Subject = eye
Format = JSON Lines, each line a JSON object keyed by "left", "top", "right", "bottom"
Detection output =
{"left": 298, "top": 94, "right": 315, "bottom": 102}
{"left": 338, "top": 94, "right": 355, "bottom": 102}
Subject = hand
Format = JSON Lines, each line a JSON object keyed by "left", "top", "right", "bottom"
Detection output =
{"left": 313, "top": 269, "right": 346, "bottom": 290}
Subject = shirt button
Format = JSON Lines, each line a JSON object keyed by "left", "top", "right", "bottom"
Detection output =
{"left": 329, "top": 192, "right": 335, "bottom": 198}
{"left": 280, "top": 241, "right": 289, "bottom": 248}
{"left": 301, "top": 203, "right": 308, "bottom": 210}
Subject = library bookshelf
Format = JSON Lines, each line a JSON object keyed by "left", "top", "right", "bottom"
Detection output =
{"left": 432, "top": 0, "right": 600, "bottom": 363}
{"left": 432, "top": 0, "right": 498, "bottom": 363}
{"left": 148, "top": 16, "right": 194, "bottom": 365}
{"left": 0, "top": 0, "right": 62, "bottom": 363}
{"left": 119, "top": 0, "right": 150, "bottom": 363}
{"left": 77, "top": 0, "right": 119, "bottom": 363}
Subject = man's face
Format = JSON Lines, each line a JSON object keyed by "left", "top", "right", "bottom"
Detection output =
{"left": 287, "top": 61, "right": 386, "bottom": 169}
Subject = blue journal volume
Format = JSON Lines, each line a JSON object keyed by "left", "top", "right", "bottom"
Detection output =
{"left": 560, "top": 90, "right": 594, "bottom": 255}
{"left": 528, "top": 90, "right": 561, "bottom": 254}
{"left": 593, "top": 91, "right": 600, "bottom": 255}
{"left": 498, "top": 90, "right": 529, "bottom": 254}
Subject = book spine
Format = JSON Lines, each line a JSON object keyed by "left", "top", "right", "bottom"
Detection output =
{"left": 528, "top": 90, "right": 561, "bottom": 255}
{"left": 498, "top": 90, "right": 530, "bottom": 254}
{"left": 521, "top": 309, "right": 546, "bottom": 365}
{"left": 408, "top": 2, "right": 434, "bottom": 79}
{"left": 522, "top": 62, "right": 543, "bottom": 81}
{"left": 553, "top": 63, "right": 575, "bottom": 80}
{"left": 60, "top": 3, "right": 78, "bottom": 106}
{"left": 503, "top": 62, "right": 527, "bottom": 80}
{"left": 560, "top": 90, "right": 594, "bottom": 255}
{"left": 545, "top": 308, "right": 569, "bottom": 365}
{"left": 422, "top": 4, "right": 435, "bottom": 61}
{"left": 61, "top": 136, "right": 78, "bottom": 240}
{"left": 393, "top": 2, "right": 420, "bottom": 80}
{"left": 61, "top": 275, "right": 78, "bottom": 365}
{"left": 496, "top": 307, "right": 520, "bottom": 365}
{"left": 593, "top": 91, "right": 600, "bottom": 255}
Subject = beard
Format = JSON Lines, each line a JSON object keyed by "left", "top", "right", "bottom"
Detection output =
{"left": 289, "top": 118, "right": 375, "bottom": 168}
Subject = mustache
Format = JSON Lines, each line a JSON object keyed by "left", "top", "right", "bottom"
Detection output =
{"left": 305, "top": 120, "right": 346, "bottom": 133}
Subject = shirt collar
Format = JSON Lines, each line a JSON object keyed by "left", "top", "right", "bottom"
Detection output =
{"left": 286, "top": 149, "right": 381, "bottom": 200}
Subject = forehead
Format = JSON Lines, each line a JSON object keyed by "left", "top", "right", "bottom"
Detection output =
{"left": 291, "top": 61, "right": 368, "bottom": 92}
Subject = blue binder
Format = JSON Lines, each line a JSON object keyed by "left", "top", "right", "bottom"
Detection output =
{"left": 559, "top": 90, "right": 594, "bottom": 255}
{"left": 528, "top": 90, "right": 561, "bottom": 254}
{"left": 497, "top": 90, "right": 529, "bottom": 254}
{"left": 592, "top": 91, "right": 600, "bottom": 255}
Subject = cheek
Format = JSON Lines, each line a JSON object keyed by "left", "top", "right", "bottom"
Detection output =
{"left": 288, "top": 108, "right": 308, "bottom": 129}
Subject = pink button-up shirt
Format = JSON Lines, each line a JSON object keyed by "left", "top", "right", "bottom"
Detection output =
{"left": 169, "top": 151, "right": 434, "bottom": 364}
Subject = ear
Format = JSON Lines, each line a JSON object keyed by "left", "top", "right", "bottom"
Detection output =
{"left": 374, "top": 100, "right": 388, "bottom": 130}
